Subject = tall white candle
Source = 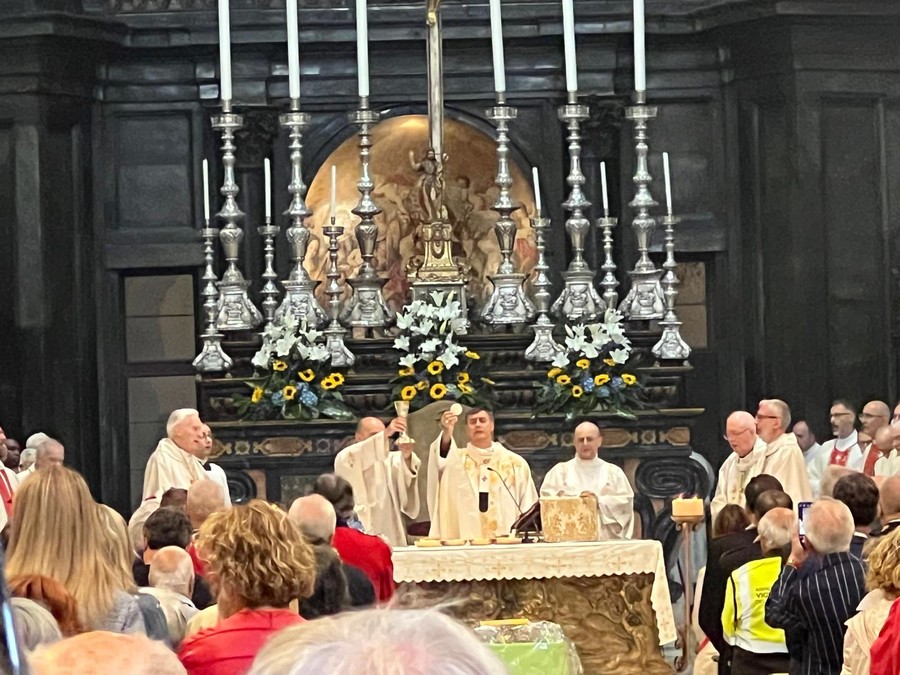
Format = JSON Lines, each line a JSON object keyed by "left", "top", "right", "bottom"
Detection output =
{"left": 264, "top": 158, "right": 272, "bottom": 220}
{"left": 633, "top": 0, "right": 646, "bottom": 93}
{"left": 217, "top": 0, "right": 233, "bottom": 102}
{"left": 202, "top": 159, "right": 210, "bottom": 221}
{"left": 489, "top": 0, "right": 506, "bottom": 94}
{"left": 356, "top": 0, "right": 370, "bottom": 98}
{"left": 330, "top": 165, "right": 337, "bottom": 220}
{"left": 286, "top": 0, "right": 300, "bottom": 100}
{"left": 561, "top": 0, "right": 578, "bottom": 93}
{"left": 600, "top": 161, "right": 609, "bottom": 215}
{"left": 532, "top": 166, "right": 542, "bottom": 214}
{"left": 663, "top": 151, "right": 672, "bottom": 215}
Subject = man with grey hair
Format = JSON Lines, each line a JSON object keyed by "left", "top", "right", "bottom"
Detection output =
{"left": 755, "top": 399, "right": 812, "bottom": 507}
{"left": 18, "top": 447, "right": 36, "bottom": 473}
{"left": 766, "top": 498, "right": 865, "bottom": 675}
{"left": 186, "top": 479, "right": 228, "bottom": 532}
{"left": 18, "top": 433, "right": 62, "bottom": 480}
{"left": 142, "top": 408, "right": 230, "bottom": 505}
{"left": 140, "top": 546, "right": 198, "bottom": 648}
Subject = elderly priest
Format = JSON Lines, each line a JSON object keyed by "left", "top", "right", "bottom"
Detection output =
{"left": 540, "top": 421, "right": 635, "bottom": 539}
{"left": 428, "top": 407, "right": 538, "bottom": 540}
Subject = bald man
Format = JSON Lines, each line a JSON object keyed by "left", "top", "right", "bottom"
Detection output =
{"left": 332, "top": 416, "right": 420, "bottom": 547}
{"left": 710, "top": 411, "right": 768, "bottom": 521}
{"left": 142, "top": 546, "right": 198, "bottom": 648}
{"left": 754, "top": 399, "right": 812, "bottom": 506}
{"left": 540, "top": 422, "right": 634, "bottom": 539}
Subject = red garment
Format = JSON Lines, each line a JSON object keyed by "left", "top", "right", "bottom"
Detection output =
{"left": 177, "top": 608, "right": 303, "bottom": 675}
{"left": 331, "top": 526, "right": 395, "bottom": 601}
{"left": 0, "top": 471, "right": 13, "bottom": 519}
{"left": 187, "top": 541, "right": 206, "bottom": 576}
{"left": 830, "top": 447, "right": 850, "bottom": 467}
{"left": 872, "top": 598, "right": 900, "bottom": 675}
{"left": 864, "top": 445, "right": 885, "bottom": 477}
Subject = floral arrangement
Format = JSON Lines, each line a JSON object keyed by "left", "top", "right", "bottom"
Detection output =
{"left": 390, "top": 291, "right": 494, "bottom": 411}
{"left": 533, "top": 308, "right": 644, "bottom": 419}
{"left": 233, "top": 315, "right": 355, "bottom": 421}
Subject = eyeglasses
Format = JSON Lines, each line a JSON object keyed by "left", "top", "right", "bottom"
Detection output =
{"left": 830, "top": 412, "right": 854, "bottom": 418}
{"left": 755, "top": 414, "right": 779, "bottom": 421}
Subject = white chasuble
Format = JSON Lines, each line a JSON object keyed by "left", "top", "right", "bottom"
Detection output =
{"left": 759, "top": 432, "right": 813, "bottom": 506}
{"left": 427, "top": 436, "right": 538, "bottom": 540}
{"left": 334, "top": 432, "right": 421, "bottom": 547}
{"left": 142, "top": 438, "right": 231, "bottom": 507}
{"left": 540, "top": 457, "right": 635, "bottom": 539}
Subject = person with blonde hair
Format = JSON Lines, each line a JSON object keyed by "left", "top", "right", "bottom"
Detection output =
{"left": 843, "top": 527, "right": 900, "bottom": 674}
{"left": 29, "top": 631, "right": 187, "bottom": 675}
{"left": 6, "top": 466, "right": 145, "bottom": 633}
{"left": 177, "top": 499, "right": 316, "bottom": 674}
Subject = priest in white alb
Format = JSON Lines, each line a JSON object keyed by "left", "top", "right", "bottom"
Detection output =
{"left": 428, "top": 407, "right": 538, "bottom": 540}
{"left": 710, "top": 411, "right": 768, "bottom": 521}
{"left": 754, "top": 398, "right": 813, "bottom": 506}
{"left": 807, "top": 400, "right": 863, "bottom": 495}
{"left": 540, "top": 421, "right": 634, "bottom": 539}
{"left": 333, "top": 416, "right": 420, "bottom": 547}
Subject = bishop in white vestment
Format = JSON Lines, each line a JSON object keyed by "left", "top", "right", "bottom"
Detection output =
{"left": 428, "top": 408, "right": 538, "bottom": 540}
{"left": 540, "top": 422, "right": 634, "bottom": 539}
{"left": 333, "top": 416, "right": 420, "bottom": 547}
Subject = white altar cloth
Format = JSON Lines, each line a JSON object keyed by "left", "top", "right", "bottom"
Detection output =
{"left": 392, "top": 539, "right": 676, "bottom": 645}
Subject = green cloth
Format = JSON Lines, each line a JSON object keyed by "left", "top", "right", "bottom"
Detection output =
{"left": 487, "top": 641, "right": 573, "bottom": 675}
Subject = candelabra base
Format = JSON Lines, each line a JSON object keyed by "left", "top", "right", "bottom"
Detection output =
{"left": 324, "top": 326, "right": 356, "bottom": 368}
{"left": 524, "top": 320, "right": 562, "bottom": 363}
{"left": 652, "top": 320, "right": 692, "bottom": 363}
{"left": 192, "top": 333, "right": 233, "bottom": 373}
{"left": 619, "top": 269, "right": 665, "bottom": 321}
{"left": 481, "top": 273, "right": 535, "bottom": 326}
{"left": 341, "top": 276, "right": 394, "bottom": 330}
{"left": 550, "top": 270, "right": 605, "bottom": 323}
{"left": 275, "top": 280, "right": 327, "bottom": 328}
{"left": 215, "top": 280, "right": 263, "bottom": 332}
{"left": 410, "top": 279, "right": 469, "bottom": 334}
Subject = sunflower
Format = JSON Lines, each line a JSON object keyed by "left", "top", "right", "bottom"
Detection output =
{"left": 298, "top": 369, "right": 315, "bottom": 382}
{"left": 330, "top": 373, "right": 345, "bottom": 386}
{"left": 401, "top": 385, "right": 418, "bottom": 401}
{"left": 430, "top": 383, "right": 448, "bottom": 400}
{"left": 282, "top": 385, "right": 297, "bottom": 401}
{"left": 622, "top": 373, "right": 637, "bottom": 386}
{"left": 465, "top": 350, "right": 481, "bottom": 360}
{"left": 398, "top": 366, "right": 415, "bottom": 377}
{"left": 556, "top": 374, "right": 571, "bottom": 386}
{"left": 571, "top": 385, "right": 584, "bottom": 398}
{"left": 416, "top": 380, "right": 428, "bottom": 391}
{"left": 547, "top": 367, "right": 562, "bottom": 379}
{"left": 459, "top": 382, "right": 474, "bottom": 395}
{"left": 321, "top": 377, "right": 337, "bottom": 390}
{"left": 251, "top": 388, "right": 264, "bottom": 403}
{"left": 576, "top": 359, "right": 590, "bottom": 369}
{"left": 603, "top": 358, "right": 616, "bottom": 367}
{"left": 594, "top": 374, "right": 610, "bottom": 386}
{"left": 272, "top": 360, "right": 288, "bottom": 372}
{"left": 427, "top": 361, "right": 444, "bottom": 375}
{"left": 457, "top": 372, "right": 470, "bottom": 384}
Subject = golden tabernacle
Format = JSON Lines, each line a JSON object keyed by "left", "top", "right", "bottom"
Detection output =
{"left": 540, "top": 493, "right": 601, "bottom": 543}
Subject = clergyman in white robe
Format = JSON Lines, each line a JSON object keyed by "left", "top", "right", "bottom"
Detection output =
{"left": 142, "top": 438, "right": 230, "bottom": 506}
{"left": 540, "top": 457, "right": 635, "bottom": 539}
{"left": 333, "top": 430, "right": 420, "bottom": 548}
{"left": 710, "top": 436, "right": 768, "bottom": 522}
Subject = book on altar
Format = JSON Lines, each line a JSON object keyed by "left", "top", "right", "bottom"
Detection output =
{"left": 539, "top": 492, "right": 600, "bottom": 543}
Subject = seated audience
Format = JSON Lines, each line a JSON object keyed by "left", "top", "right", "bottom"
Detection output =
{"left": 12, "top": 598, "right": 63, "bottom": 650}
{"left": 766, "top": 498, "right": 865, "bottom": 675}
{"left": 185, "top": 479, "right": 229, "bottom": 575}
{"left": 141, "top": 546, "right": 199, "bottom": 648}
{"left": 177, "top": 499, "right": 315, "bottom": 675}
{"left": 30, "top": 631, "right": 187, "bottom": 675}
{"left": 301, "top": 545, "right": 350, "bottom": 620}
{"left": 247, "top": 608, "right": 507, "bottom": 675}
{"left": 129, "top": 487, "right": 189, "bottom": 555}
{"left": 8, "top": 574, "right": 84, "bottom": 636}
{"left": 832, "top": 472, "right": 879, "bottom": 559}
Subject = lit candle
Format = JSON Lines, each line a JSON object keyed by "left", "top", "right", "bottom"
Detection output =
{"left": 600, "top": 161, "right": 609, "bottom": 215}
{"left": 663, "top": 151, "right": 672, "bottom": 215}
{"left": 561, "top": 0, "right": 578, "bottom": 93}
{"left": 286, "top": 0, "right": 300, "bottom": 100}
{"left": 330, "top": 165, "right": 337, "bottom": 220}
{"left": 202, "top": 159, "right": 210, "bottom": 221}
{"left": 264, "top": 158, "right": 272, "bottom": 220}
{"left": 532, "top": 166, "right": 542, "bottom": 215}
{"left": 633, "top": 0, "right": 646, "bottom": 93}
{"left": 217, "top": 0, "right": 233, "bottom": 102}
{"left": 489, "top": 0, "right": 506, "bottom": 94}
{"left": 356, "top": 0, "right": 370, "bottom": 98}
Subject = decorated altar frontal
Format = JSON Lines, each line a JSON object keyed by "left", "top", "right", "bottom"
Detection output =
{"left": 392, "top": 540, "right": 676, "bottom": 675}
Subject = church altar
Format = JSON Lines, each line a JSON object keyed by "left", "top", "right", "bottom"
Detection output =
{"left": 392, "top": 539, "right": 676, "bottom": 675}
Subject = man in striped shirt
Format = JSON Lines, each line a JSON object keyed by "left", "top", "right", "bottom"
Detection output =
{"left": 765, "top": 498, "right": 865, "bottom": 675}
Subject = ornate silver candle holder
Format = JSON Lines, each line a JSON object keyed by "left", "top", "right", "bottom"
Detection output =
{"left": 525, "top": 215, "right": 561, "bottom": 362}
{"left": 551, "top": 92, "right": 605, "bottom": 323}
{"left": 597, "top": 215, "right": 619, "bottom": 309}
{"left": 341, "top": 98, "right": 394, "bottom": 332}
{"left": 211, "top": 104, "right": 263, "bottom": 332}
{"left": 481, "top": 97, "right": 535, "bottom": 327}
{"left": 275, "top": 100, "right": 327, "bottom": 328}
{"left": 619, "top": 91, "right": 665, "bottom": 320}
{"left": 258, "top": 212, "right": 280, "bottom": 327}
{"left": 324, "top": 217, "right": 355, "bottom": 367}
{"left": 193, "top": 217, "right": 233, "bottom": 373}
{"left": 652, "top": 214, "right": 691, "bottom": 362}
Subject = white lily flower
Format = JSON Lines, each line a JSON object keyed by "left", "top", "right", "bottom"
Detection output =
{"left": 309, "top": 345, "right": 329, "bottom": 362}
{"left": 419, "top": 319, "right": 435, "bottom": 336}
{"left": 420, "top": 338, "right": 441, "bottom": 354}
{"left": 274, "top": 334, "right": 297, "bottom": 357}
{"left": 263, "top": 323, "right": 282, "bottom": 340}
{"left": 295, "top": 344, "right": 310, "bottom": 360}
{"left": 393, "top": 336, "right": 411, "bottom": 352}
{"left": 551, "top": 352, "right": 570, "bottom": 369}
{"left": 582, "top": 343, "right": 599, "bottom": 358}
{"left": 399, "top": 354, "right": 418, "bottom": 368}
{"left": 449, "top": 318, "right": 467, "bottom": 333}
{"left": 570, "top": 324, "right": 587, "bottom": 338}
{"left": 430, "top": 290, "right": 446, "bottom": 306}
{"left": 604, "top": 307, "right": 625, "bottom": 325}
{"left": 610, "top": 346, "right": 631, "bottom": 364}
{"left": 396, "top": 312, "right": 415, "bottom": 330}
{"left": 564, "top": 324, "right": 574, "bottom": 338}
{"left": 438, "top": 351, "right": 460, "bottom": 369}
{"left": 251, "top": 350, "right": 270, "bottom": 369}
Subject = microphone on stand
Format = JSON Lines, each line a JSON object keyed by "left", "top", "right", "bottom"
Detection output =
{"left": 487, "top": 467, "right": 538, "bottom": 543}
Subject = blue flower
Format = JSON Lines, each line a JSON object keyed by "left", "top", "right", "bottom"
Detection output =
{"left": 272, "top": 392, "right": 285, "bottom": 405}
{"left": 611, "top": 377, "right": 623, "bottom": 391}
{"left": 597, "top": 386, "right": 611, "bottom": 399}
{"left": 300, "top": 390, "right": 318, "bottom": 407}
{"left": 581, "top": 377, "right": 595, "bottom": 393}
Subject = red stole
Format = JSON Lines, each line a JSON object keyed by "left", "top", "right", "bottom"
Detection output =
{"left": 0, "top": 471, "right": 14, "bottom": 518}
{"left": 864, "top": 445, "right": 884, "bottom": 477}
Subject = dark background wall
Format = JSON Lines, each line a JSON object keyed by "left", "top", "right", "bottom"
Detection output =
{"left": 1, "top": 0, "right": 897, "bottom": 509}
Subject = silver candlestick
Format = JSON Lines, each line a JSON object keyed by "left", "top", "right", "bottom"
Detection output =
{"left": 481, "top": 96, "right": 535, "bottom": 327}
{"left": 652, "top": 214, "right": 691, "bottom": 362}
{"left": 212, "top": 103, "right": 263, "bottom": 332}
{"left": 258, "top": 212, "right": 280, "bottom": 327}
{"left": 341, "top": 98, "right": 393, "bottom": 332}
{"left": 525, "top": 214, "right": 561, "bottom": 362}
{"left": 324, "top": 217, "right": 355, "bottom": 367}
{"left": 551, "top": 92, "right": 605, "bottom": 323}
{"left": 275, "top": 99, "right": 327, "bottom": 328}
{"left": 619, "top": 91, "right": 665, "bottom": 320}
{"left": 598, "top": 214, "right": 619, "bottom": 309}
{"left": 193, "top": 217, "right": 233, "bottom": 372}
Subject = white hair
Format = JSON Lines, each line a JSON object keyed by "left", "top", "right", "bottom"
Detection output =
{"left": 149, "top": 546, "right": 195, "bottom": 597}
{"left": 12, "top": 598, "right": 62, "bottom": 650}
{"left": 166, "top": 409, "right": 200, "bottom": 438}
{"left": 25, "top": 433, "right": 50, "bottom": 450}
{"left": 805, "top": 498, "right": 855, "bottom": 555}
{"left": 288, "top": 495, "right": 336, "bottom": 545}
{"left": 248, "top": 608, "right": 507, "bottom": 675}
{"left": 19, "top": 447, "right": 36, "bottom": 470}
{"left": 757, "top": 507, "right": 795, "bottom": 552}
